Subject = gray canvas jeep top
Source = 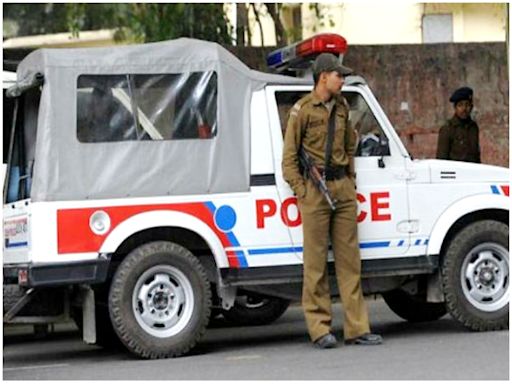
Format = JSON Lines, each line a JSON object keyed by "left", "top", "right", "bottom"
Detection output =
{"left": 11, "top": 38, "right": 309, "bottom": 202}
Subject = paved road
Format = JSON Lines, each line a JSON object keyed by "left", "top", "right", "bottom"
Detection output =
{"left": 3, "top": 298, "right": 509, "bottom": 380}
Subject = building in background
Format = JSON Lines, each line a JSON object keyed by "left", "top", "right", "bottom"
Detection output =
{"left": 3, "top": 29, "right": 116, "bottom": 49}
{"left": 225, "top": 2, "right": 507, "bottom": 46}
{"left": 3, "top": 3, "right": 507, "bottom": 49}
{"left": 2, "top": 3, "right": 508, "bottom": 167}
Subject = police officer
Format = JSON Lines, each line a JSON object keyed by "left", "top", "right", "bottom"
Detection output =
{"left": 282, "top": 53, "right": 382, "bottom": 349}
{"left": 436, "top": 86, "right": 481, "bottom": 163}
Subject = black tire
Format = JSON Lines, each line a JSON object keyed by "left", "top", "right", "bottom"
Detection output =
{"left": 3, "top": 285, "right": 64, "bottom": 316}
{"left": 109, "top": 241, "right": 211, "bottom": 359}
{"left": 222, "top": 292, "right": 290, "bottom": 326}
{"left": 442, "top": 220, "right": 509, "bottom": 331}
{"left": 382, "top": 289, "right": 447, "bottom": 322}
{"left": 3, "top": 284, "right": 24, "bottom": 314}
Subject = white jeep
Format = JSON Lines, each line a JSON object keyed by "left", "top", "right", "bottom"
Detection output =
{"left": 3, "top": 34, "right": 508, "bottom": 359}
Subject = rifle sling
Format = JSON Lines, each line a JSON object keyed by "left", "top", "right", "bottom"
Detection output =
{"left": 324, "top": 104, "right": 336, "bottom": 171}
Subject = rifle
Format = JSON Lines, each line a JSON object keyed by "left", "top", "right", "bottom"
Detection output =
{"left": 299, "top": 147, "right": 337, "bottom": 211}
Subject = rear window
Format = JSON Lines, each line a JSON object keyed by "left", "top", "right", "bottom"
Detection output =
{"left": 77, "top": 72, "right": 218, "bottom": 143}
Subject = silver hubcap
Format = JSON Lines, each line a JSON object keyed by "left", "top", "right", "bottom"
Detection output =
{"left": 461, "top": 243, "right": 509, "bottom": 312}
{"left": 132, "top": 265, "right": 194, "bottom": 338}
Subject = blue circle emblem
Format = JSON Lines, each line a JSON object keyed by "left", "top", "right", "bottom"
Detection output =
{"left": 214, "top": 205, "right": 237, "bottom": 233}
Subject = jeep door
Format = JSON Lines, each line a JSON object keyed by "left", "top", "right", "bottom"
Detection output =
{"left": 266, "top": 84, "right": 412, "bottom": 261}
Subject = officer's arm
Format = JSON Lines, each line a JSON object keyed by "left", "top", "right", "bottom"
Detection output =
{"left": 282, "top": 106, "right": 306, "bottom": 198}
{"left": 436, "top": 125, "right": 451, "bottom": 160}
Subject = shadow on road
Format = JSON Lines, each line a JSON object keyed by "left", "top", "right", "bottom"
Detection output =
{"left": 2, "top": 303, "right": 476, "bottom": 362}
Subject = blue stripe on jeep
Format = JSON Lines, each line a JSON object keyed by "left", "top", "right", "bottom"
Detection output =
{"left": 247, "top": 241, "right": 394, "bottom": 255}
{"left": 248, "top": 247, "right": 304, "bottom": 255}
{"left": 235, "top": 251, "right": 248, "bottom": 267}
{"left": 5, "top": 241, "right": 28, "bottom": 248}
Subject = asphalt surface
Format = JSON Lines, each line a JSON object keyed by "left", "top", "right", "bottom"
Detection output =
{"left": 3, "top": 298, "right": 509, "bottom": 380}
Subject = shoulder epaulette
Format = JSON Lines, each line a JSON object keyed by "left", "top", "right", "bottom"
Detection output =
{"left": 290, "top": 95, "right": 311, "bottom": 117}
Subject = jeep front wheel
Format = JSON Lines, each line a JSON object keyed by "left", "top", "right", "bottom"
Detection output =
{"left": 109, "top": 241, "right": 211, "bottom": 358}
{"left": 442, "top": 220, "right": 509, "bottom": 331}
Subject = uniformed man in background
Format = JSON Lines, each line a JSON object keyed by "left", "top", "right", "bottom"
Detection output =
{"left": 282, "top": 53, "right": 382, "bottom": 349}
{"left": 436, "top": 86, "right": 481, "bottom": 163}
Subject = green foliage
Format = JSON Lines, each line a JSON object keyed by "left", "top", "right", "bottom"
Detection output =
{"left": 3, "top": 3, "right": 232, "bottom": 44}
{"left": 308, "top": 3, "right": 335, "bottom": 32}
{"left": 120, "top": 4, "right": 232, "bottom": 44}
{"left": 3, "top": 3, "right": 69, "bottom": 36}
{"left": 65, "top": 3, "right": 85, "bottom": 38}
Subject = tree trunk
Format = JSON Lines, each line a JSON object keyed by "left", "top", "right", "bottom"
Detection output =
{"left": 236, "top": 3, "right": 247, "bottom": 46}
{"left": 251, "top": 3, "right": 264, "bottom": 46}
{"left": 264, "top": 3, "right": 286, "bottom": 45}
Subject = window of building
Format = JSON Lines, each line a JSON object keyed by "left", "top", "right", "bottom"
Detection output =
{"left": 344, "top": 92, "right": 390, "bottom": 157}
{"left": 77, "top": 72, "right": 218, "bottom": 143}
{"left": 422, "top": 14, "right": 454, "bottom": 43}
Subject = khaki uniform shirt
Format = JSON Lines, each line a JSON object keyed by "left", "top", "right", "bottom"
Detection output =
{"left": 436, "top": 116, "right": 480, "bottom": 163}
{"left": 282, "top": 91, "right": 357, "bottom": 198}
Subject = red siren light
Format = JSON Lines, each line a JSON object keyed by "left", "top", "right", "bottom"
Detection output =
{"left": 296, "top": 34, "right": 348, "bottom": 57}
{"left": 267, "top": 33, "right": 349, "bottom": 72}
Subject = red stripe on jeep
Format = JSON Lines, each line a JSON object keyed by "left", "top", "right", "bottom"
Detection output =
{"left": 57, "top": 202, "right": 232, "bottom": 254}
{"left": 226, "top": 250, "right": 241, "bottom": 268}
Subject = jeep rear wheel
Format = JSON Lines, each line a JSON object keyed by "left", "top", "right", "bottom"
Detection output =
{"left": 382, "top": 288, "right": 447, "bottom": 322}
{"left": 222, "top": 292, "right": 290, "bottom": 326}
{"left": 442, "top": 220, "right": 509, "bottom": 331}
{"left": 109, "top": 241, "right": 211, "bottom": 358}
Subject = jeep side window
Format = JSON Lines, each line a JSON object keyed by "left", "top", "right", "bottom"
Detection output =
{"left": 77, "top": 76, "right": 137, "bottom": 142}
{"left": 275, "top": 91, "right": 309, "bottom": 138}
{"left": 344, "top": 92, "right": 390, "bottom": 157}
{"left": 275, "top": 90, "right": 390, "bottom": 157}
{"left": 77, "top": 72, "right": 217, "bottom": 143}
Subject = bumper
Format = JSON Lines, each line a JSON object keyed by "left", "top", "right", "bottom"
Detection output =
{"left": 3, "top": 256, "right": 110, "bottom": 287}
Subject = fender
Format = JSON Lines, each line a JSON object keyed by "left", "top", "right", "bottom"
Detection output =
{"left": 427, "top": 194, "right": 509, "bottom": 256}
{"left": 99, "top": 210, "right": 228, "bottom": 269}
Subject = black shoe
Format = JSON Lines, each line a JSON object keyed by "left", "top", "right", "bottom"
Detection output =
{"left": 345, "top": 333, "right": 383, "bottom": 346}
{"left": 314, "top": 333, "right": 337, "bottom": 349}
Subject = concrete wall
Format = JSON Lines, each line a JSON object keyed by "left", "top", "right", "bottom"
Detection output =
{"left": 229, "top": 42, "right": 509, "bottom": 167}
{"left": 5, "top": 42, "right": 508, "bottom": 167}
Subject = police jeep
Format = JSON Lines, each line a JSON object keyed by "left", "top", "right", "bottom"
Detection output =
{"left": 3, "top": 34, "right": 509, "bottom": 359}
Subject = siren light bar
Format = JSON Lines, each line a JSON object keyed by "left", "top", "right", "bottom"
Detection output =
{"left": 267, "top": 33, "right": 348, "bottom": 72}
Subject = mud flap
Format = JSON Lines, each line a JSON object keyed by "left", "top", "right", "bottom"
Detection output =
{"left": 81, "top": 285, "right": 96, "bottom": 344}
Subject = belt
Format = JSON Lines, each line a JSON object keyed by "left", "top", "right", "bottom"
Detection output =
{"left": 318, "top": 166, "right": 347, "bottom": 181}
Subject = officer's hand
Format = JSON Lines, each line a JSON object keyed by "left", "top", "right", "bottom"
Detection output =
{"left": 296, "top": 184, "right": 306, "bottom": 200}
{"left": 349, "top": 174, "right": 357, "bottom": 189}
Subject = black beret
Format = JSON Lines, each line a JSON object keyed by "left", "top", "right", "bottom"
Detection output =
{"left": 449, "top": 87, "right": 473, "bottom": 104}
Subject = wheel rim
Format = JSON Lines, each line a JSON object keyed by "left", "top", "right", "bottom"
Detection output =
{"left": 460, "top": 242, "right": 509, "bottom": 312}
{"left": 132, "top": 265, "right": 195, "bottom": 338}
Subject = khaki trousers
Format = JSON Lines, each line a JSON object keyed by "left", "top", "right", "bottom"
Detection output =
{"left": 299, "top": 176, "right": 370, "bottom": 342}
